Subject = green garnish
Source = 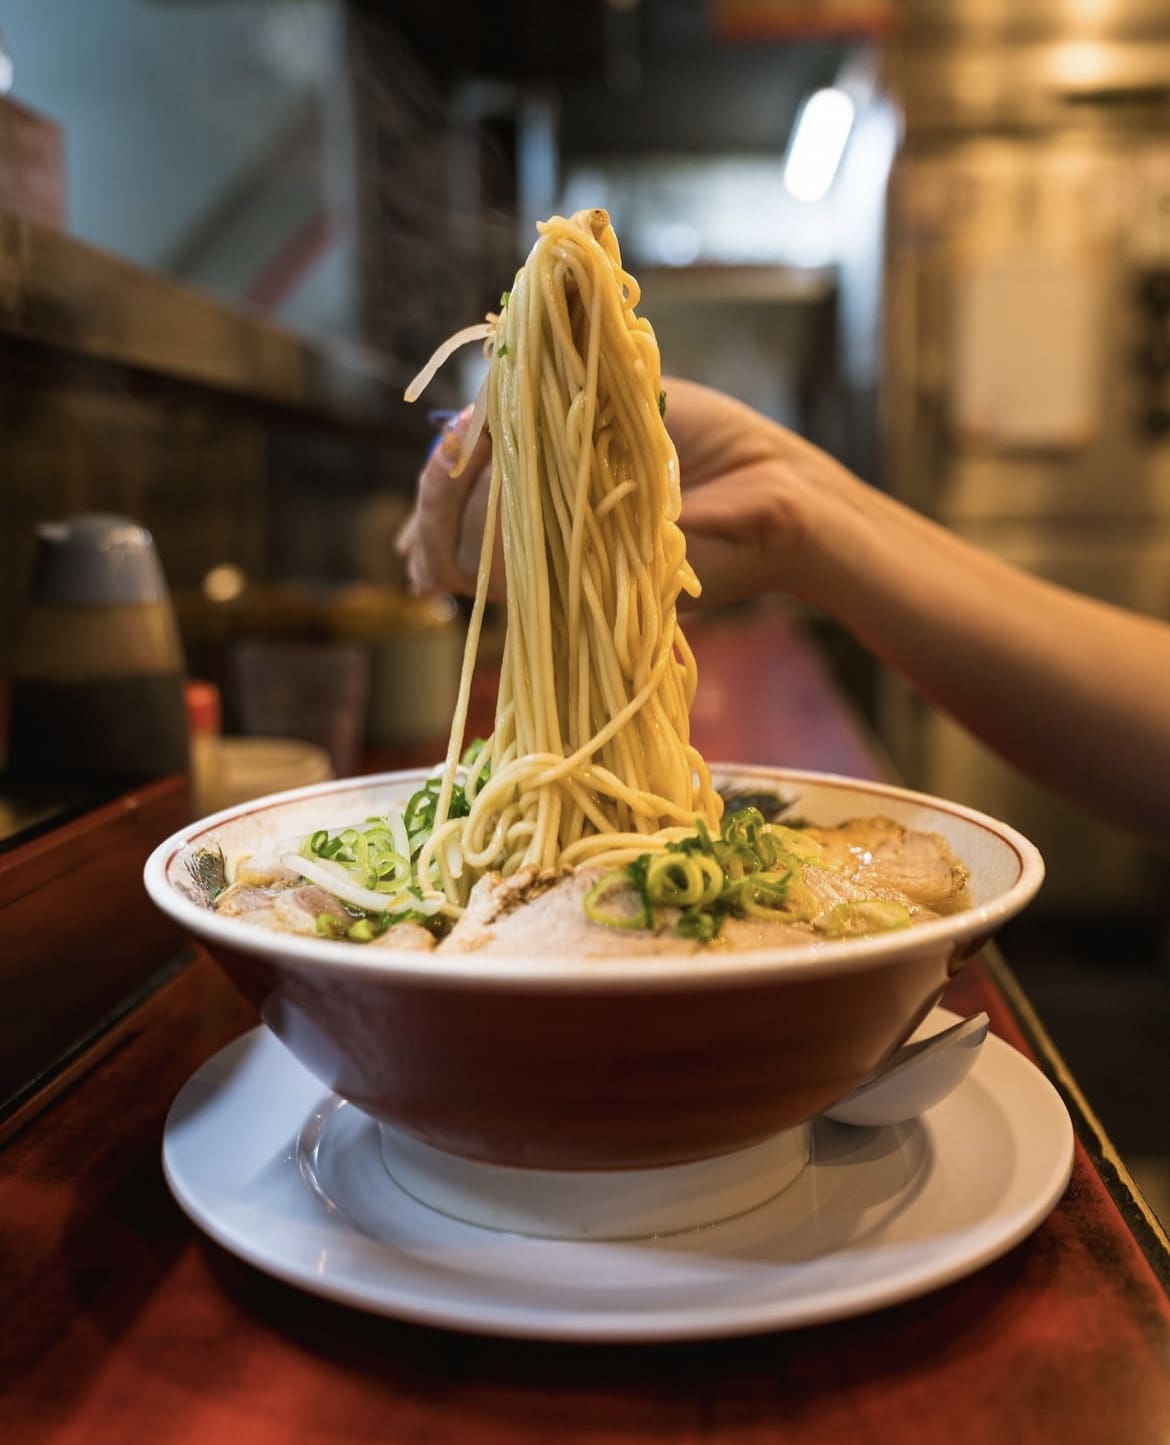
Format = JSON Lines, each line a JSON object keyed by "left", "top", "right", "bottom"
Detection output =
{"left": 658, "top": 389, "right": 667, "bottom": 417}
{"left": 305, "top": 821, "right": 411, "bottom": 893}
{"left": 315, "top": 913, "right": 348, "bottom": 939}
{"left": 301, "top": 740, "right": 490, "bottom": 945}
{"left": 496, "top": 342, "right": 508, "bottom": 358}
{"left": 583, "top": 806, "right": 916, "bottom": 946}
{"left": 586, "top": 807, "right": 793, "bottom": 942}
{"left": 677, "top": 907, "right": 720, "bottom": 942}
{"left": 402, "top": 741, "right": 489, "bottom": 849}
{"left": 584, "top": 868, "right": 653, "bottom": 930}
{"left": 822, "top": 900, "right": 911, "bottom": 938}
{"left": 500, "top": 289, "right": 510, "bottom": 308}
{"left": 314, "top": 908, "right": 432, "bottom": 944}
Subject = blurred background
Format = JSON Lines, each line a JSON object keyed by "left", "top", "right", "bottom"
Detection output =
{"left": 2, "top": 0, "right": 1169, "bottom": 1201}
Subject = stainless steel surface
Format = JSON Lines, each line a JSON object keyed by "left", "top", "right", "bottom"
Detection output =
{"left": 898, "top": 0, "right": 1170, "bottom": 41}
{"left": 880, "top": 4, "right": 1170, "bottom": 908}
{"left": 885, "top": 132, "right": 1170, "bottom": 519}
{"left": 901, "top": 0, "right": 1170, "bottom": 34}
{"left": 888, "top": 1, "right": 1170, "bottom": 135}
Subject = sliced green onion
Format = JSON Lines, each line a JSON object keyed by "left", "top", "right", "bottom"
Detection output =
{"left": 677, "top": 907, "right": 720, "bottom": 942}
{"left": 292, "top": 764, "right": 497, "bottom": 946}
{"left": 584, "top": 870, "right": 653, "bottom": 930}
{"left": 347, "top": 916, "right": 383, "bottom": 942}
{"left": 645, "top": 854, "right": 705, "bottom": 907}
{"left": 721, "top": 806, "right": 766, "bottom": 850}
{"left": 692, "top": 854, "right": 725, "bottom": 905}
{"left": 823, "top": 899, "right": 912, "bottom": 938}
{"left": 585, "top": 807, "right": 795, "bottom": 941}
{"left": 725, "top": 871, "right": 792, "bottom": 918}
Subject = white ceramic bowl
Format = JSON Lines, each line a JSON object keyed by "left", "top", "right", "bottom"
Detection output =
{"left": 145, "top": 765, "right": 1044, "bottom": 1173}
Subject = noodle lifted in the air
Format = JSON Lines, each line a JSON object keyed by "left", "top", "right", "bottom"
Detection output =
{"left": 406, "top": 208, "right": 721, "bottom": 909}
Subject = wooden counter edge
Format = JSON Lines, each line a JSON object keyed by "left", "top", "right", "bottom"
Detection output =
{"left": 983, "top": 946, "right": 1170, "bottom": 1289}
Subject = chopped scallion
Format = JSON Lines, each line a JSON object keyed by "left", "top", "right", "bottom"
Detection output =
{"left": 584, "top": 806, "right": 794, "bottom": 942}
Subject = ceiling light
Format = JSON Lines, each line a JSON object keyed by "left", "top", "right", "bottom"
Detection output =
{"left": 783, "top": 88, "right": 855, "bottom": 205}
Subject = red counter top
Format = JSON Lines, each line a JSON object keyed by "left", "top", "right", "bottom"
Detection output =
{"left": 3, "top": 603, "right": 1167, "bottom": 1445}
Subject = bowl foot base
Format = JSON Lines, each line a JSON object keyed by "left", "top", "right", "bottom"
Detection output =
{"left": 376, "top": 1123, "right": 812, "bottom": 1239}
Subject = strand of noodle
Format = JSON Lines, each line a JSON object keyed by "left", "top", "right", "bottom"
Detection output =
{"left": 530, "top": 618, "right": 678, "bottom": 787}
{"left": 416, "top": 817, "right": 465, "bottom": 902}
{"left": 561, "top": 824, "right": 704, "bottom": 866}
{"left": 565, "top": 630, "right": 591, "bottom": 842}
{"left": 563, "top": 844, "right": 675, "bottom": 873}
{"left": 410, "top": 211, "right": 721, "bottom": 902}
{"left": 516, "top": 269, "right": 559, "bottom": 759}
{"left": 463, "top": 747, "right": 687, "bottom": 833}
{"left": 417, "top": 358, "right": 508, "bottom": 902}
{"left": 611, "top": 517, "right": 632, "bottom": 678}
{"left": 580, "top": 469, "right": 648, "bottom": 753}
{"left": 526, "top": 751, "right": 701, "bottom": 823}
{"left": 559, "top": 827, "right": 701, "bottom": 871}
{"left": 404, "top": 321, "right": 494, "bottom": 402}
{"left": 514, "top": 283, "right": 566, "bottom": 867}
{"left": 458, "top": 806, "right": 515, "bottom": 870}
{"left": 563, "top": 777, "right": 616, "bottom": 836}
{"left": 550, "top": 247, "right": 604, "bottom": 651}
{"left": 594, "top": 480, "right": 636, "bottom": 518}
{"left": 568, "top": 278, "right": 602, "bottom": 659}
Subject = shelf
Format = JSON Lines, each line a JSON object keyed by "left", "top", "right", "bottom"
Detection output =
{"left": 0, "top": 211, "right": 406, "bottom": 429}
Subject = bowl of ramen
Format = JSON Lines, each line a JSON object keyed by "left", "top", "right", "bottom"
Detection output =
{"left": 145, "top": 762, "right": 1042, "bottom": 1210}
{"left": 147, "top": 210, "right": 1043, "bottom": 1235}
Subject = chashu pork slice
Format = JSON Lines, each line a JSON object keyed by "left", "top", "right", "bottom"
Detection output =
{"left": 217, "top": 877, "right": 347, "bottom": 935}
{"left": 439, "top": 865, "right": 706, "bottom": 956}
{"left": 795, "top": 818, "right": 971, "bottom": 914}
{"left": 439, "top": 865, "right": 815, "bottom": 956}
{"left": 438, "top": 826, "right": 965, "bottom": 957}
{"left": 215, "top": 875, "right": 435, "bottom": 949}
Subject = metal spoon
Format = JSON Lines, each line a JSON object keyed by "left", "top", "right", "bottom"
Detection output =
{"left": 823, "top": 1011, "right": 991, "bottom": 1127}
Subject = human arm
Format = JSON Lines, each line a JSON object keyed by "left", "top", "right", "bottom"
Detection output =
{"left": 397, "top": 377, "right": 1170, "bottom": 848}
{"left": 395, "top": 378, "right": 787, "bottom": 599}
{"left": 676, "top": 380, "right": 1170, "bottom": 850}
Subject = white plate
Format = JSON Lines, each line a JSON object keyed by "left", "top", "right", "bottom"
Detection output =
{"left": 162, "top": 1010, "right": 1073, "bottom": 1342}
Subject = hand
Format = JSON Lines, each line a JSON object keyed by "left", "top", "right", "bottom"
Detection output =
{"left": 396, "top": 407, "right": 495, "bottom": 598}
{"left": 669, "top": 377, "right": 885, "bottom": 608}
{"left": 396, "top": 377, "right": 846, "bottom": 607}
{"left": 666, "top": 378, "right": 810, "bottom": 606}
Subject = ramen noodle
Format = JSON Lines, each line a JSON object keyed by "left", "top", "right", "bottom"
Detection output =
{"left": 406, "top": 209, "right": 720, "bottom": 909}
{"left": 202, "top": 212, "right": 970, "bottom": 952}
